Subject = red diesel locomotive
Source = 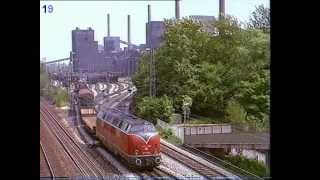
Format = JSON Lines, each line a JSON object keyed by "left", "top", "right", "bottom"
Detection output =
{"left": 96, "top": 108, "right": 161, "bottom": 168}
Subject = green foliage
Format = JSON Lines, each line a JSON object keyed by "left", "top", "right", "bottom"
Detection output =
{"left": 226, "top": 100, "right": 247, "bottom": 124}
{"left": 53, "top": 88, "right": 69, "bottom": 107}
{"left": 133, "top": 15, "right": 269, "bottom": 130}
{"left": 224, "top": 155, "right": 268, "bottom": 177}
{"left": 136, "top": 96, "right": 174, "bottom": 124}
{"left": 40, "top": 63, "right": 50, "bottom": 96}
{"left": 156, "top": 126, "right": 182, "bottom": 145}
{"left": 159, "top": 127, "right": 173, "bottom": 139}
{"left": 40, "top": 64, "right": 69, "bottom": 107}
{"left": 249, "top": 4, "right": 270, "bottom": 33}
{"left": 236, "top": 70, "right": 270, "bottom": 130}
{"left": 132, "top": 53, "right": 150, "bottom": 98}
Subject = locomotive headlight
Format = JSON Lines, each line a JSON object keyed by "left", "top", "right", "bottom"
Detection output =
{"left": 135, "top": 149, "right": 139, "bottom": 155}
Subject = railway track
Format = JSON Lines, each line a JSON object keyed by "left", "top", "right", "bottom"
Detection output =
{"left": 40, "top": 141, "right": 56, "bottom": 178}
{"left": 153, "top": 167, "right": 177, "bottom": 179}
{"left": 77, "top": 81, "right": 236, "bottom": 179}
{"left": 40, "top": 101, "right": 105, "bottom": 178}
{"left": 161, "top": 142, "right": 227, "bottom": 179}
{"left": 181, "top": 145, "right": 263, "bottom": 180}
{"left": 135, "top": 167, "right": 176, "bottom": 179}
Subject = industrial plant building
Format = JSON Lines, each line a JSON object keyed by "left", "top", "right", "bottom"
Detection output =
{"left": 71, "top": 16, "right": 165, "bottom": 77}
{"left": 70, "top": 0, "right": 224, "bottom": 77}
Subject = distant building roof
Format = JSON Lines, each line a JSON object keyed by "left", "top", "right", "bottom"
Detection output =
{"left": 189, "top": 15, "right": 216, "bottom": 23}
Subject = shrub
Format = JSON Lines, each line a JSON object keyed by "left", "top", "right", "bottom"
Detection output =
{"left": 224, "top": 155, "right": 268, "bottom": 177}
{"left": 225, "top": 100, "right": 247, "bottom": 124}
{"left": 136, "top": 96, "right": 174, "bottom": 124}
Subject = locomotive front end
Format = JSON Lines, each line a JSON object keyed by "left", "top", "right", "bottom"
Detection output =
{"left": 128, "top": 122, "right": 161, "bottom": 168}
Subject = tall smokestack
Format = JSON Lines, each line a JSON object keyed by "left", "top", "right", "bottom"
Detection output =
{"left": 148, "top": 4, "right": 151, "bottom": 22}
{"left": 175, "top": 0, "right": 180, "bottom": 19}
{"left": 127, "top": 15, "right": 131, "bottom": 49}
{"left": 219, "top": 0, "right": 225, "bottom": 20}
{"left": 107, "top": 13, "right": 110, "bottom": 36}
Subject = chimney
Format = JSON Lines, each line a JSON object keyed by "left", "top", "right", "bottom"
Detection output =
{"left": 148, "top": 4, "right": 151, "bottom": 22}
{"left": 128, "top": 15, "right": 131, "bottom": 49}
{"left": 219, "top": 0, "right": 225, "bottom": 20}
{"left": 147, "top": 5, "right": 151, "bottom": 47}
{"left": 107, "top": 13, "right": 110, "bottom": 36}
{"left": 175, "top": 0, "right": 180, "bottom": 19}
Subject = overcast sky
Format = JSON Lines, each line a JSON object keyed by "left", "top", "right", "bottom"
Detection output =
{"left": 40, "top": 0, "right": 269, "bottom": 61}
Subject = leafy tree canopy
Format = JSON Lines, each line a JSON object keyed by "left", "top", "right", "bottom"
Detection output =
{"left": 133, "top": 15, "right": 269, "bottom": 130}
{"left": 249, "top": 4, "right": 270, "bottom": 33}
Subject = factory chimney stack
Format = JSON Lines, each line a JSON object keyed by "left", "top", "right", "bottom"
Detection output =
{"left": 148, "top": 4, "right": 151, "bottom": 22}
{"left": 219, "top": 0, "right": 225, "bottom": 20}
{"left": 127, "top": 15, "right": 131, "bottom": 49}
{"left": 107, "top": 13, "right": 110, "bottom": 36}
{"left": 175, "top": 0, "right": 180, "bottom": 19}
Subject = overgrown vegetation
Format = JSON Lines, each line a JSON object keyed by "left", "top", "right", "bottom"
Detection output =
{"left": 135, "top": 95, "right": 174, "bottom": 124}
{"left": 224, "top": 155, "right": 268, "bottom": 178}
{"left": 133, "top": 5, "right": 270, "bottom": 131}
{"left": 248, "top": 4, "right": 270, "bottom": 33}
{"left": 156, "top": 126, "right": 182, "bottom": 145}
{"left": 40, "top": 63, "right": 69, "bottom": 107}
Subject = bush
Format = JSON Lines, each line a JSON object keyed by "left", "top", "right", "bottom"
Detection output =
{"left": 136, "top": 96, "right": 174, "bottom": 124}
{"left": 156, "top": 126, "right": 182, "bottom": 145}
{"left": 54, "top": 88, "right": 69, "bottom": 107}
{"left": 46, "top": 87, "right": 69, "bottom": 107}
{"left": 224, "top": 155, "right": 268, "bottom": 177}
{"left": 160, "top": 128, "right": 173, "bottom": 139}
{"left": 225, "top": 100, "right": 247, "bottom": 124}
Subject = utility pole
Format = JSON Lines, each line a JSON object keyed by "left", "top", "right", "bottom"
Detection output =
{"left": 127, "top": 14, "right": 131, "bottom": 78}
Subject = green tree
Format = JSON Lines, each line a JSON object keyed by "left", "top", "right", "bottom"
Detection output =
{"left": 54, "top": 88, "right": 70, "bottom": 107}
{"left": 40, "top": 63, "right": 50, "bottom": 96}
{"left": 136, "top": 96, "right": 174, "bottom": 124}
{"left": 133, "top": 16, "right": 270, "bottom": 130}
{"left": 236, "top": 70, "right": 270, "bottom": 130}
{"left": 132, "top": 53, "right": 150, "bottom": 98}
{"left": 225, "top": 100, "right": 247, "bottom": 124}
{"left": 249, "top": 4, "right": 270, "bottom": 33}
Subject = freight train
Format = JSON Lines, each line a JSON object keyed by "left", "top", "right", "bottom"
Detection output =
{"left": 77, "top": 85, "right": 97, "bottom": 135}
{"left": 77, "top": 84, "right": 161, "bottom": 169}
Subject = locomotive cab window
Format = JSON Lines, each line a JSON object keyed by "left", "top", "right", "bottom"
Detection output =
{"left": 125, "top": 124, "right": 131, "bottom": 132}
{"left": 120, "top": 122, "right": 128, "bottom": 131}
{"left": 117, "top": 121, "right": 123, "bottom": 128}
{"left": 130, "top": 123, "right": 156, "bottom": 133}
{"left": 144, "top": 124, "right": 156, "bottom": 132}
{"left": 102, "top": 112, "right": 108, "bottom": 120}
{"left": 112, "top": 118, "right": 120, "bottom": 126}
{"left": 97, "top": 111, "right": 104, "bottom": 119}
{"left": 106, "top": 114, "right": 112, "bottom": 122}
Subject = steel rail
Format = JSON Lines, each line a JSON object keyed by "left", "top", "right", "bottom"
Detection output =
{"left": 40, "top": 141, "right": 56, "bottom": 179}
